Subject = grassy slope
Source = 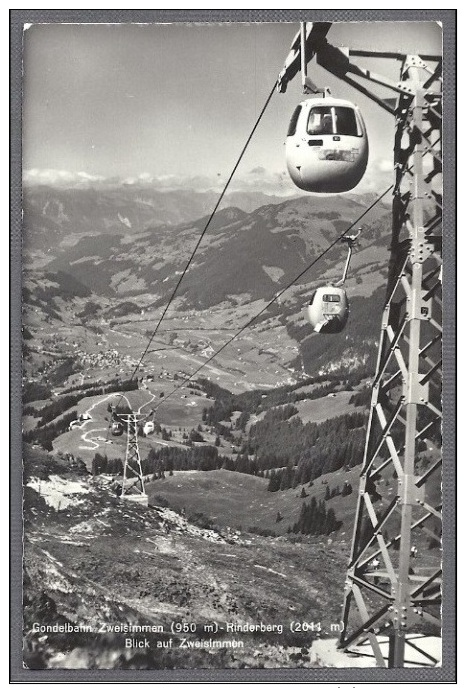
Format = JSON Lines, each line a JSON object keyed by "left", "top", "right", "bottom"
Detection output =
{"left": 146, "top": 468, "right": 361, "bottom": 537}
{"left": 145, "top": 452, "right": 442, "bottom": 570}
{"left": 293, "top": 391, "right": 362, "bottom": 424}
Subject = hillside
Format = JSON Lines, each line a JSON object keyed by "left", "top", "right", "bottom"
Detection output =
{"left": 41, "top": 195, "right": 391, "bottom": 306}
{"left": 23, "top": 432, "right": 441, "bottom": 670}
{"left": 146, "top": 467, "right": 362, "bottom": 537}
{"left": 22, "top": 183, "right": 299, "bottom": 256}
{"left": 23, "top": 447, "right": 350, "bottom": 670}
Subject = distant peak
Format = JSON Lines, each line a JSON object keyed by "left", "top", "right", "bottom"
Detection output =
{"left": 216, "top": 207, "right": 247, "bottom": 221}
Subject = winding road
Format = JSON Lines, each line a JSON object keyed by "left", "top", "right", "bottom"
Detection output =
{"left": 73, "top": 391, "right": 131, "bottom": 451}
{"left": 73, "top": 389, "right": 158, "bottom": 451}
{"left": 137, "top": 389, "right": 157, "bottom": 415}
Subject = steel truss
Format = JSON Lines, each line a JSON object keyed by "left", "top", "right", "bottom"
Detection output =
{"left": 278, "top": 24, "right": 442, "bottom": 667}
{"left": 118, "top": 413, "right": 147, "bottom": 501}
{"left": 338, "top": 56, "right": 442, "bottom": 667}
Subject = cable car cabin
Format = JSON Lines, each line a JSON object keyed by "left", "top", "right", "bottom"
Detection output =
{"left": 143, "top": 421, "right": 155, "bottom": 437}
{"left": 111, "top": 422, "right": 123, "bottom": 436}
{"left": 286, "top": 97, "right": 368, "bottom": 193}
{"left": 306, "top": 286, "right": 349, "bottom": 333}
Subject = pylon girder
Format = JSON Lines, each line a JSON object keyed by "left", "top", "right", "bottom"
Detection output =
{"left": 339, "top": 51, "right": 442, "bottom": 667}
{"left": 118, "top": 413, "right": 146, "bottom": 498}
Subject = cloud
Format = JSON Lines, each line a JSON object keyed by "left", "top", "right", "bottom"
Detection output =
{"left": 249, "top": 166, "right": 266, "bottom": 175}
{"left": 350, "top": 156, "right": 394, "bottom": 194}
{"left": 23, "top": 168, "right": 105, "bottom": 187}
{"left": 23, "top": 167, "right": 298, "bottom": 197}
{"left": 23, "top": 162, "right": 399, "bottom": 201}
{"left": 376, "top": 158, "right": 393, "bottom": 173}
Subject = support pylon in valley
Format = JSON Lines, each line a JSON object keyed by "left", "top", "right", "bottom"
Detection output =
{"left": 118, "top": 413, "right": 147, "bottom": 504}
{"left": 339, "top": 54, "right": 442, "bottom": 667}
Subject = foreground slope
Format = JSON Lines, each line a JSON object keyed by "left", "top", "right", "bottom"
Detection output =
{"left": 24, "top": 448, "right": 349, "bottom": 670}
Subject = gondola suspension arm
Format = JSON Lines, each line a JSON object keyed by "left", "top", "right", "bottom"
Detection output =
{"left": 333, "top": 229, "right": 362, "bottom": 287}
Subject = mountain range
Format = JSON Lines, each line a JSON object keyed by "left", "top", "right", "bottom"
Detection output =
{"left": 25, "top": 186, "right": 391, "bottom": 296}
{"left": 22, "top": 183, "right": 300, "bottom": 256}
{"left": 22, "top": 183, "right": 393, "bottom": 385}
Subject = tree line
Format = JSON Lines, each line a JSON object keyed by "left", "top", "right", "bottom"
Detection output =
{"left": 24, "top": 378, "right": 139, "bottom": 426}
{"left": 199, "top": 372, "right": 364, "bottom": 428}
{"left": 142, "top": 444, "right": 221, "bottom": 475}
{"left": 58, "top": 375, "right": 133, "bottom": 396}
{"left": 23, "top": 411, "right": 78, "bottom": 451}
{"left": 91, "top": 453, "right": 124, "bottom": 476}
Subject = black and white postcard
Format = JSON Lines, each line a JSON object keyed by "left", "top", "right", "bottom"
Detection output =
{"left": 12, "top": 10, "right": 455, "bottom": 683}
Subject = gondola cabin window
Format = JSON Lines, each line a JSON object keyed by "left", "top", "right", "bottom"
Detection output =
{"left": 307, "top": 106, "right": 361, "bottom": 137}
{"left": 287, "top": 105, "right": 302, "bottom": 136}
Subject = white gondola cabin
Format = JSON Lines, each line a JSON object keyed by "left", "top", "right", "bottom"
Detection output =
{"left": 143, "top": 421, "right": 155, "bottom": 437}
{"left": 306, "top": 285, "right": 349, "bottom": 334}
{"left": 286, "top": 97, "right": 368, "bottom": 193}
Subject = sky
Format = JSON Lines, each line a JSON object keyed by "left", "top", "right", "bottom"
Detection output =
{"left": 22, "top": 21, "right": 442, "bottom": 195}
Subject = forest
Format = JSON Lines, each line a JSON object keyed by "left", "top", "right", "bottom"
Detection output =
{"left": 102, "top": 405, "right": 371, "bottom": 489}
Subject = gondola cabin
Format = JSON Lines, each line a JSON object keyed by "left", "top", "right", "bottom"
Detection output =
{"left": 306, "top": 285, "right": 349, "bottom": 333}
{"left": 286, "top": 97, "right": 368, "bottom": 193}
{"left": 143, "top": 421, "right": 155, "bottom": 437}
{"left": 111, "top": 421, "right": 124, "bottom": 436}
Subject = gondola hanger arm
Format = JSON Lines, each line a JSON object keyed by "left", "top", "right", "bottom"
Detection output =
{"left": 278, "top": 22, "right": 420, "bottom": 117}
{"left": 333, "top": 229, "right": 362, "bottom": 288}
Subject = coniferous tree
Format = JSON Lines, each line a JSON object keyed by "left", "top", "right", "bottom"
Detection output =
{"left": 92, "top": 452, "right": 108, "bottom": 475}
{"left": 342, "top": 481, "right": 353, "bottom": 497}
{"left": 279, "top": 469, "right": 289, "bottom": 491}
{"left": 307, "top": 497, "right": 318, "bottom": 534}
{"left": 325, "top": 508, "right": 337, "bottom": 535}
{"left": 267, "top": 470, "right": 281, "bottom": 492}
{"left": 91, "top": 455, "right": 99, "bottom": 476}
{"left": 189, "top": 429, "right": 204, "bottom": 443}
{"left": 297, "top": 502, "right": 307, "bottom": 532}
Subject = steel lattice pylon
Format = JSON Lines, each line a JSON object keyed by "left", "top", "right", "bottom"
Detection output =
{"left": 277, "top": 21, "right": 443, "bottom": 669}
{"left": 119, "top": 413, "right": 147, "bottom": 502}
{"left": 339, "top": 55, "right": 442, "bottom": 667}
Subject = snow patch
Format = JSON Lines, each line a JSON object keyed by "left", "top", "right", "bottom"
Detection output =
{"left": 310, "top": 636, "right": 441, "bottom": 668}
{"left": 262, "top": 265, "right": 284, "bottom": 282}
{"left": 40, "top": 553, "right": 76, "bottom": 594}
{"left": 152, "top": 506, "right": 226, "bottom": 544}
{"left": 117, "top": 213, "right": 132, "bottom": 229}
{"left": 27, "top": 475, "right": 90, "bottom": 511}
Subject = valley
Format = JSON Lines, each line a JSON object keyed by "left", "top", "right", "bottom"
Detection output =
{"left": 21, "top": 184, "right": 441, "bottom": 670}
